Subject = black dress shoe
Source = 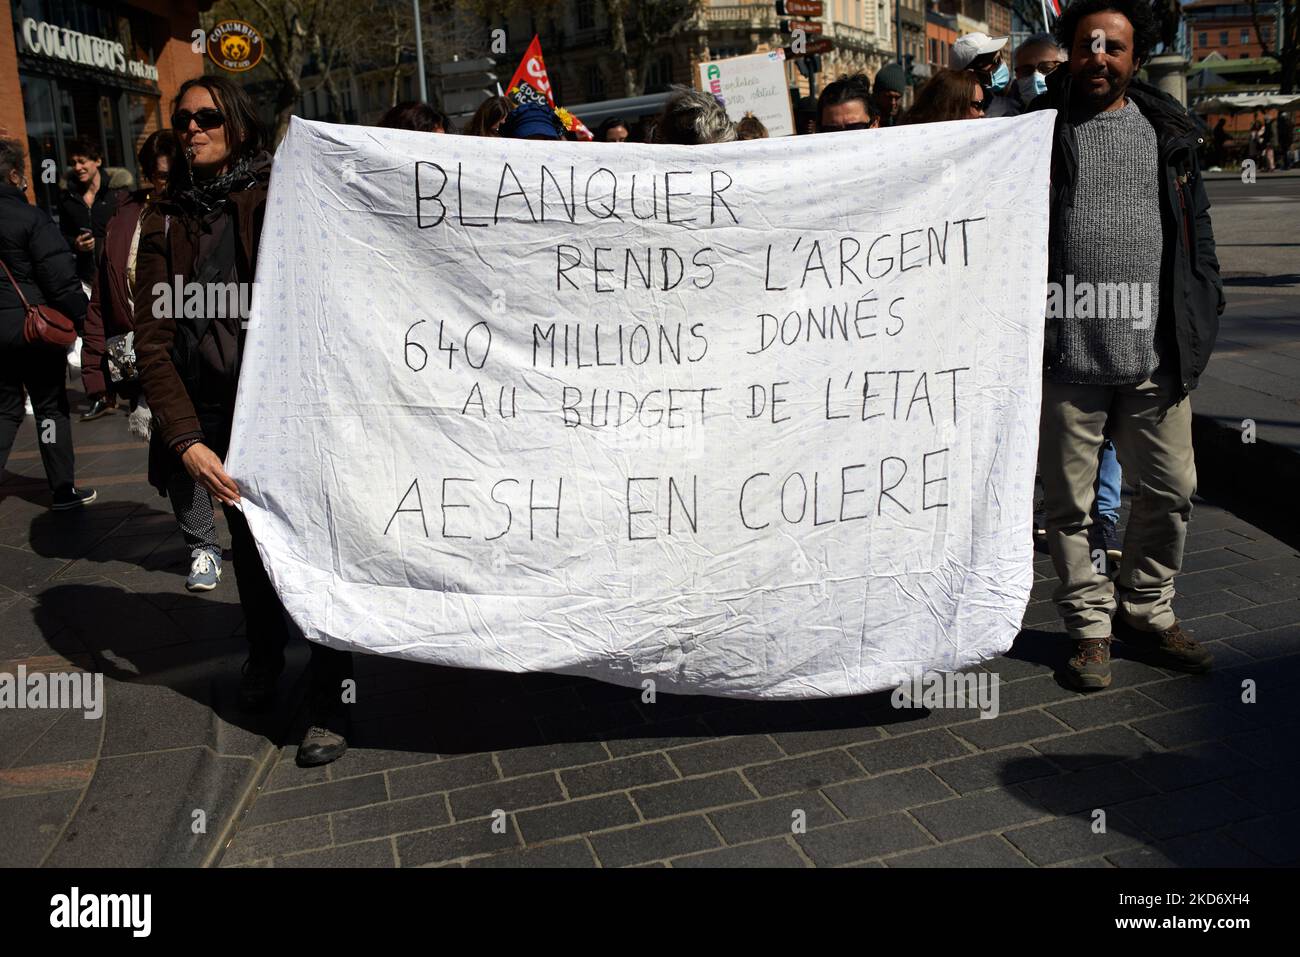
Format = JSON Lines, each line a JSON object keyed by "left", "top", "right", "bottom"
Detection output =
{"left": 80, "top": 397, "right": 116, "bottom": 421}
{"left": 297, "top": 725, "right": 348, "bottom": 766}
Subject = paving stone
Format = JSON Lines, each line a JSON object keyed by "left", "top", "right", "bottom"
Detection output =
{"left": 604, "top": 718, "right": 714, "bottom": 757}
{"left": 794, "top": 812, "right": 934, "bottom": 866}
{"left": 1225, "top": 625, "right": 1300, "bottom": 659}
{"left": 1223, "top": 721, "right": 1300, "bottom": 768}
{"left": 1105, "top": 832, "right": 1267, "bottom": 867}
{"left": 822, "top": 769, "right": 953, "bottom": 820}
{"left": 560, "top": 753, "right": 677, "bottom": 798}
{"left": 1127, "top": 741, "right": 1258, "bottom": 791}
{"left": 448, "top": 773, "right": 564, "bottom": 820}
{"left": 465, "top": 839, "right": 598, "bottom": 868}
{"left": 707, "top": 791, "right": 842, "bottom": 844}
{"left": 979, "top": 654, "right": 1050, "bottom": 683}
{"left": 631, "top": 771, "right": 754, "bottom": 819}
{"left": 1017, "top": 763, "right": 1158, "bottom": 816}
{"left": 952, "top": 710, "right": 1070, "bottom": 750}
{"left": 1045, "top": 689, "right": 1167, "bottom": 731}
{"left": 265, "top": 757, "right": 328, "bottom": 791}
{"left": 1111, "top": 782, "right": 1257, "bottom": 841}
{"left": 929, "top": 747, "right": 1059, "bottom": 795}
{"left": 395, "top": 818, "right": 520, "bottom": 865}
{"left": 1131, "top": 705, "right": 1255, "bottom": 749}
{"left": 0, "top": 789, "right": 80, "bottom": 866}
{"left": 1174, "top": 614, "right": 1255, "bottom": 642}
{"left": 386, "top": 754, "right": 498, "bottom": 799}
{"left": 666, "top": 735, "right": 783, "bottom": 775}
{"left": 1174, "top": 567, "right": 1256, "bottom": 596}
{"left": 1179, "top": 548, "right": 1252, "bottom": 573}
{"left": 846, "top": 730, "right": 970, "bottom": 774}
{"left": 277, "top": 838, "right": 396, "bottom": 868}
{"left": 44, "top": 748, "right": 254, "bottom": 866}
{"left": 909, "top": 788, "right": 1049, "bottom": 842}
{"left": 495, "top": 741, "right": 610, "bottom": 778}
{"left": 1226, "top": 577, "right": 1300, "bottom": 606}
{"left": 1222, "top": 812, "right": 1300, "bottom": 865}
{"left": 672, "top": 838, "right": 807, "bottom": 868}
{"left": 770, "top": 723, "right": 885, "bottom": 755}
{"left": 588, "top": 816, "right": 720, "bottom": 867}
{"left": 332, "top": 793, "right": 450, "bottom": 843}
{"left": 1003, "top": 814, "right": 1145, "bottom": 865}
{"left": 514, "top": 794, "right": 640, "bottom": 844}
{"left": 243, "top": 773, "right": 389, "bottom": 828}
{"left": 885, "top": 834, "right": 1032, "bottom": 867}
{"left": 220, "top": 815, "right": 332, "bottom": 866}
{"left": 1035, "top": 725, "right": 1158, "bottom": 771}
{"left": 1220, "top": 766, "right": 1300, "bottom": 814}
{"left": 1229, "top": 599, "right": 1300, "bottom": 631}
{"left": 743, "top": 749, "right": 867, "bottom": 797}
{"left": 979, "top": 675, "right": 1080, "bottom": 715}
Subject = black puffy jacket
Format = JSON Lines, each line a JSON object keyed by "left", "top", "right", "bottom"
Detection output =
{"left": 0, "top": 183, "right": 88, "bottom": 350}
{"left": 1030, "top": 73, "right": 1225, "bottom": 395}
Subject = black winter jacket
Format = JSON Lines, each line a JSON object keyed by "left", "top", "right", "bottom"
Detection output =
{"left": 1029, "top": 73, "right": 1225, "bottom": 395}
{"left": 0, "top": 183, "right": 88, "bottom": 350}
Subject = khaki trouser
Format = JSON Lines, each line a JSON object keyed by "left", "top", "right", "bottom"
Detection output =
{"left": 1038, "top": 374, "right": 1196, "bottom": 640}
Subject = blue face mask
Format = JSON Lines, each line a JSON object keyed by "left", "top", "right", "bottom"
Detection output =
{"left": 988, "top": 62, "right": 1011, "bottom": 93}
{"left": 1017, "top": 72, "right": 1048, "bottom": 102}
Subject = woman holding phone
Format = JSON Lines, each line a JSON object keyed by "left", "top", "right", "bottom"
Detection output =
{"left": 133, "top": 75, "right": 353, "bottom": 767}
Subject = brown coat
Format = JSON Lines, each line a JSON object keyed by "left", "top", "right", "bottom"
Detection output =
{"left": 132, "top": 170, "right": 267, "bottom": 453}
{"left": 81, "top": 190, "right": 147, "bottom": 397}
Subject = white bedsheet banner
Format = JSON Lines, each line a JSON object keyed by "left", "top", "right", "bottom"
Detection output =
{"left": 226, "top": 112, "right": 1055, "bottom": 699}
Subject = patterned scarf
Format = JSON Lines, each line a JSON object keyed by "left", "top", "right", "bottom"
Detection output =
{"left": 176, "top": 153, "right": 264, "bottom": 216}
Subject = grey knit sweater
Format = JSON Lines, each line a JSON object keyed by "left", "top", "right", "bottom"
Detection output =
{"left": 1052, "top": 98, "right": 1164, "bottom": 385}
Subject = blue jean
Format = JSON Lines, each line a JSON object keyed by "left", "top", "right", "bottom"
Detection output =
{"left": 1094, "top": 440, "right": 1122, "bottom": 522}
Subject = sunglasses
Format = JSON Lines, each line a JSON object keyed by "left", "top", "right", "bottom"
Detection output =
{"left": 821, "top": 121, "right": 874, "bottom": 132}
{"left": 171, "top": 107, "right": 225, "bottom": 132}
{"left": 971, "top": 98, "right": 987, "bottom": 113}
{"left": 1015, "top": 61, "right": 1062, "bottom": 78}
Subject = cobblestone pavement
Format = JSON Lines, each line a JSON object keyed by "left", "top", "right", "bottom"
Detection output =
{"left": 1, "top": 408, "right": 1295, "bottom": 866}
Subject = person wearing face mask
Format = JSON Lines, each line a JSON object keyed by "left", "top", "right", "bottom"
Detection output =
{"left": 988, "top": 33, "right": 1068, "bottom": 118}
{"left": 133, "top": 75, "right": 355, "bottom": 766}
{"left": 951, "top": 33, "right": 1011, "bottom": 114}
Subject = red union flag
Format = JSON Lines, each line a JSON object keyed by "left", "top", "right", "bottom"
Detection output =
{"left": 506, "top": 35, "right": 593, "bottom": 140}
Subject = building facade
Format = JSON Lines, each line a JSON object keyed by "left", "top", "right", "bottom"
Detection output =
{"left": 2, "top": 0, "right": 208, "bottom": 214}
{"left": 1183, "top": 0, "right": 1280, "bottom": 61}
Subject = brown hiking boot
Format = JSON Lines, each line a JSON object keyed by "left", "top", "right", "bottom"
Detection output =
{"left": 1066, "top": 636, "right": 1113, "bottom": 690}
{"left": 1114, "top": 619, "right": 1213, "bottom": 673}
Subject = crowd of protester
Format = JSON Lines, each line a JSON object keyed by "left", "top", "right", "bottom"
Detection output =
{"left": 0, "top": 0, "right": 1227, "bottom": 766}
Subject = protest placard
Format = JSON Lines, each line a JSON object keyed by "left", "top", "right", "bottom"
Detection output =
{"left": 698, "top": 51, "right": 795, "bottom": 137}
{"left": 226, "top": 113, "right": 1055, "bottom": 698}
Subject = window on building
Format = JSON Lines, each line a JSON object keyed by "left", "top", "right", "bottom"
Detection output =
{"left": 585, "top": 63, "right": 606, "bottom": 100}
{"left": 1198, "top": 32, "right": 1207, "bottom": 48}
{"left": 644, "top": 54, "right": 674, "bottom": 93}
{"left": 576, "top": 0, "right": 595, "bottom": 30}
{"left": 1241, "top": 28, "right": 1250, "bottom": 45}
{"left": 1219, "top": 30, "right": 1229, "bottom": 46}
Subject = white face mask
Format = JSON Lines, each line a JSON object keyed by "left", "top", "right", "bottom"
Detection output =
{"left": 1017, "top": 72, "right": 1048, "bottom": 102}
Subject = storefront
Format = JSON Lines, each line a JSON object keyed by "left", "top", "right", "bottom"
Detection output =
{"left": 1, "top": 0, "right": 209, "bottom": 216}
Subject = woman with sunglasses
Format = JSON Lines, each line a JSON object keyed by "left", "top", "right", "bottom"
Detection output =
{"left": 133, "top": 75, "right": 354, "bottom": 767}
{"left": 902, "top": 70, "right": 988, "bottom": 125}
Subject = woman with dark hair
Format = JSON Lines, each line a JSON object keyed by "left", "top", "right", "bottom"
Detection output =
{"left": 82, "top": 130, "right": 226, "bottom": 592}
{"left": 133, "top": 74, "right": 354, "bottom": 766}
{"left": 0, "top": 137, "right": 95, "bottom": 509}
{"left": 378, "top": 101, "right": 451, "bottom": 133}
{"left": 596, "top": 116, "right": 630, "bottom": 142}
{"left": 902, "top": 69, "right": 986, "bottom": 125}
{"left": 464, "top": 95, "right": 513, "bottom": 136}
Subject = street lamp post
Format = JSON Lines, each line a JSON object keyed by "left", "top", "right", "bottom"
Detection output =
{"left": 413, "top": 0, "right": 429, "bottom": 103}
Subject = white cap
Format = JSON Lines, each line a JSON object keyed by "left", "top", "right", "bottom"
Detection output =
{"left": 951, "top": 32, "right": 1009, "bottom": 71}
